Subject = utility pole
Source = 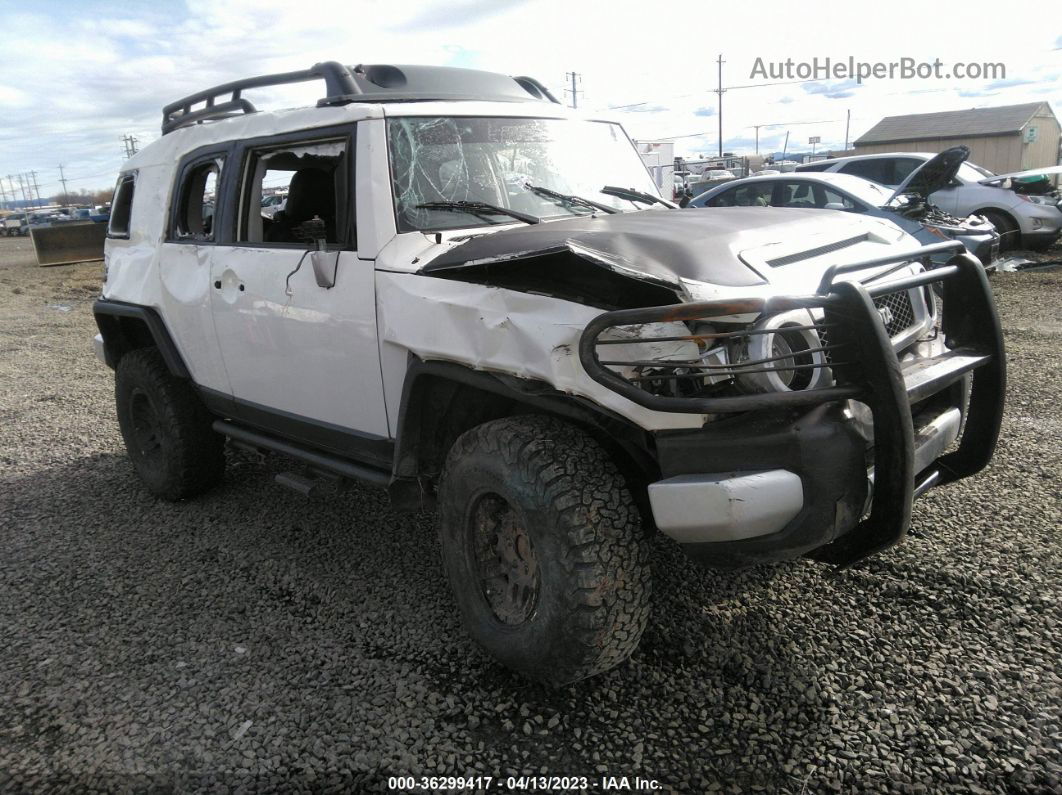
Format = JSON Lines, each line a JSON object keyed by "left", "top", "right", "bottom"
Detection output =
{"left": 752, "top": 124, "right": 763, "bottom": 155}
{"left": 715, "top": 54, "right": 726, "bottom": 157}
{"left": 17, "top": 173, "right": 29, "bottom": 204}
{"left": 782, "top": 131, "right": 790, "bottom": 161}
{"left": 564, "top": 72, "right": 581, "bottom": 109}
{"left": 844, "top": 109, "right": 851, "bottom": 151}
{"left": 30, "top": 171, "right": 41, "bottom": 207}
{"left": 122, "top": 134, "right": 140, "bottom": 158}
{"left": 58, "top": 164, "right": 69, "bottom": 206}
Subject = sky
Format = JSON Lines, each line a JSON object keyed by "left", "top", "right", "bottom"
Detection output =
{"left": 0, "top": 0, "right": 1059, "bottom": 200}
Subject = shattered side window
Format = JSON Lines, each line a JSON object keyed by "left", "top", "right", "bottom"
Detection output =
{"left": 387, "top": 116, "right": 660, "bottom": 232}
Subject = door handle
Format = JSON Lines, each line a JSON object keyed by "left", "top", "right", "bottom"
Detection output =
{"left": 214, "top": 280, "right": 221, "bottom": 289}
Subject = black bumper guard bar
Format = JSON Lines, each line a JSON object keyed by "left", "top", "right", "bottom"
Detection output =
{"left": 578, "top": 243, "right": 1005, "bottom": 565}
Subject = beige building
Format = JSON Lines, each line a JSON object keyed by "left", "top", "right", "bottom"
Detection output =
{"left": 853, "top": 102, "right": 1060, "bottom": 174}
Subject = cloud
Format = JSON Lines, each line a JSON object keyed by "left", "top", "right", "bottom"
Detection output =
{"left": 984, "top": 77, "right": 1037, "bottom": 90}
{"left": 387, "top": 0, "right": 530, "bottom": 32}
{"left": 802, "top": 79, "right": 861, "bottom": 99}
{"left": 1, "top": 1, "right": 1060, "bottom": 189}
{"left": 957, "top": 89, "right": 1000, "bottom": 98}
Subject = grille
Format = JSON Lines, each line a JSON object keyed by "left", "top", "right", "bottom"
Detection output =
{"left": 873, "top": 290, "right": 915, "bottom": 338}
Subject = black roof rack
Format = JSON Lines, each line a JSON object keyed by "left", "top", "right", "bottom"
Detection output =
{"left": 161, "top": 62, "right": 561, "bottom": 135}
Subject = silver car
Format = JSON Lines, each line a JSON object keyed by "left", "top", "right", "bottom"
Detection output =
{"left": 797, "top": 149, "right": 1062, "bottom": 250}
{"left": 688, "top": 150, "right": 1000, "bottom": 267}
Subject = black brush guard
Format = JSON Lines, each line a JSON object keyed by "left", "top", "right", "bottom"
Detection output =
{"left": 578, "top": 244, "right": 1005, "bottom": 566}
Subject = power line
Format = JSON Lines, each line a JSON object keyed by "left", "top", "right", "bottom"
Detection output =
{"left": 605, "top": 77, "right": 825, "bottom": 112}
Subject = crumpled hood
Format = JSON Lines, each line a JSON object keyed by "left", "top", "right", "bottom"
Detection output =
{"left": 420, "top": 207, "right": 904, "bottom": 295}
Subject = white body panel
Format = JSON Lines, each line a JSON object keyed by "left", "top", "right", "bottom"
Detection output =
{"left": 157, "top": 243, "right": 230, "bottom": 392}
{"left": 209, "top": 246, "right": 389, "bottom": 437}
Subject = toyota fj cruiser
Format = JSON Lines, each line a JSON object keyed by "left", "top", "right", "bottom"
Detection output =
{"left": 94, "top": 62, "right": 1005, "bottom": 684}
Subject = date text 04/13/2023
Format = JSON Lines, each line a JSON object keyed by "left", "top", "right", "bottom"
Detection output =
{"left": 387, "top": 775, "right": 663, "bottom": 791}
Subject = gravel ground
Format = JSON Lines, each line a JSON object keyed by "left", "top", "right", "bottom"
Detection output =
{"left": 0, "top": 234, "right": 1059, "bottom": 793}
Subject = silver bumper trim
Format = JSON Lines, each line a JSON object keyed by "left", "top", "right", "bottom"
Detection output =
{"left": 93, "top": 333, "right": 106, "bottom": 366}
{"left": 648, "top": 470, "right": 804, "bottom": 544}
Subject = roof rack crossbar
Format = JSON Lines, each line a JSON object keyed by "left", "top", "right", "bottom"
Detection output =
{"left": 161, "top": 61, "right": 361, "bottom": 135}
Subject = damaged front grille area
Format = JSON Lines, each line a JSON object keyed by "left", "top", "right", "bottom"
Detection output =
{"left": 594, "top": 318, "right": 848, "bottom": 402}
{"left": 578, "top": 294, "right": 868, "bottom": 414}
{"left": 873, "top": 289, "right": 915, "bottom": 338}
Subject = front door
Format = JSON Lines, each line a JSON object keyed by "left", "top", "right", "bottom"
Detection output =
{"left": 209, "top": 126, "right": 390, "bottom": 463}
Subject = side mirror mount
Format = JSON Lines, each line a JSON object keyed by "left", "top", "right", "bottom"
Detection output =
{"left": 824, "top": 202, "right": 847, "bottom": 211}
{"left": 311, "top": 243, "right": 338, "bottom": 289}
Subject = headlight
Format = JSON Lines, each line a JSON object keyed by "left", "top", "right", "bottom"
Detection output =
{"left": 1017, "top": 194, "right": 1053, "bottom": 206}
{"left": 731, "top": 310, "right": 831, "bottom": 394}
{"left": 596, "top": 310, "right": 833, "bottom": 399}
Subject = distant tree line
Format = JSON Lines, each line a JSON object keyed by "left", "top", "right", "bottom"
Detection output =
{"left": 50, "top": 188, "right": 113, "bottom": 206}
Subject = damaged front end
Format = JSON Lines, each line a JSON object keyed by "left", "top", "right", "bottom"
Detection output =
{"left": 578, "top": 242, "right": 1005, "bottom": 568}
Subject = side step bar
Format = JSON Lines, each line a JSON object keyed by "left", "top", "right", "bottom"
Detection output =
{"left": 213, "top": 420, "right": 391, "bottom": 488}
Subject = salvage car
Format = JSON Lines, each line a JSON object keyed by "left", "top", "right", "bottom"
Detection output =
{"left": 797, "top": 149, "right": 1062, "bottom": 250}
{"left": 93, "top": 62, "right": 1005, "bottom": 684}
{"left": 2, "top": 212, "right": 29, "bottom": 236}
{"left": 688, "top": 149, "right": 1001, "bottom": 267}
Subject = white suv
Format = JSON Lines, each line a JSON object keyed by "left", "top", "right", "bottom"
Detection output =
{"left": 797, "top": 152, "right": 1062, "bottom": 251}
{"left": 93, "top": 62, "right": 1006, "bottom": 684}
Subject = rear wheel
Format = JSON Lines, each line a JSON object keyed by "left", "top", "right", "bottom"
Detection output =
{"left": 115, "top": 348, "right": 224, "bottom": 500}
{"left": 437, "top": 415, "right": 651, "bottom": 685}
{"left": 979, "top": 210, "right": 1018, "bottom": 252}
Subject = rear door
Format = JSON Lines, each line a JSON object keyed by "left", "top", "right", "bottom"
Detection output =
{"left": 207, "top": 124, "right": 390, "bottom": 462}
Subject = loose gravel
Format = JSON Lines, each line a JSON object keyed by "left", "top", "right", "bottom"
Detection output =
{"left": 0, "top": 235, "right": 1059, "bottom": 793}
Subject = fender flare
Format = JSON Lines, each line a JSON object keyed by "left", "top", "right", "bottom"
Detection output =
{"left": 92, "top": 299, "right": 191, "bottom": 378}
{"left": 389, "top": 357, "right": 658, "bottom": 510}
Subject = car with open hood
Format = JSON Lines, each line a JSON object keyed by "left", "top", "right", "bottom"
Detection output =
{"left": 797, "top": 148, "right": 1062, "bottom": 250}
{"left": 687, "top": 148, "right": 1001, "bottom": 267}
{"left": 92, "top": 62, "right": 1005, "bottom": 685}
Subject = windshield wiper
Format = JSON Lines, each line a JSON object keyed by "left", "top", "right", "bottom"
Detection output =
{"left": 600, "top": 185, "right": 677, "bottom": 209}
{"left": 524, "top": 183, "right": 617, "bottom": 214}
{"left": 415, "top": 201, "right": 540, "bottom": 225}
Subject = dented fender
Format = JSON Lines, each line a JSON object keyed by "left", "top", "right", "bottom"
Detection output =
{"left": 374, "top": 271, "right": 709, "bottom": 433}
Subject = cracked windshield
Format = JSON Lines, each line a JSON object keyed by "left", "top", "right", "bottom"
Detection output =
{"left": 388, "top": 117, "right": 661, "bottom": 231}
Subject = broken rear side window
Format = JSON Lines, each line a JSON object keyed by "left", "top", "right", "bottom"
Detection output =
{"left": 108, "top": 173, "right": 136, "bottom": 238}
{"left": 173, "top": 158, "right": 223, "bottom": 242}
{"left": 386, "top": 117, "right": 659, "bottom": 233}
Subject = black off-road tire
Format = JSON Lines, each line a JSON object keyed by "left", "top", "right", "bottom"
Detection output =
{"left": 437, "top": 415, "right": 651, "bottom": 685}
{"left": 115, "top": 348, "right": 224, "bottom": 500}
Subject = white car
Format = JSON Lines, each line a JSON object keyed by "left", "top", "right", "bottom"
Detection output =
{"left": 93, "top": 61, "right": 1005, "bottom": 684}
{"left": 797, "top": 150, "right": 1062, "bottom": 250}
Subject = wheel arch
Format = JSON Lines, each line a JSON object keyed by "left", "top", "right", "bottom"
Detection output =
{"left": 389, "top": 358, "right": 659, "bottom": 516}
{"left": 973, "top": 206, "right": 1017, "bottom": 226}
{"left": 93, "top": 299, "right": 190, "bottom": 379}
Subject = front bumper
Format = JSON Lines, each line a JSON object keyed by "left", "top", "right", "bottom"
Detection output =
{"left": 579, "top": 244, "right": 1005, "bottom": 568}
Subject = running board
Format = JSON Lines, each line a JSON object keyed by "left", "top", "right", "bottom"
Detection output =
{"left": 212, "top": 420, "right": 391, "bottom": 488}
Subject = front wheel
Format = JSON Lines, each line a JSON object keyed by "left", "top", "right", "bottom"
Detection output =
{"left": 437, "top": 415, "right": 651, "bottom": 685}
